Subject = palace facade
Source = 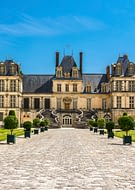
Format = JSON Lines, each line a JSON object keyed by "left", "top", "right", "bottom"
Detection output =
{"left": 0, "top": 52, "right": 135, "bottom": 127}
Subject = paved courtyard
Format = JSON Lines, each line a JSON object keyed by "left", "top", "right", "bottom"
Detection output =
{"left": 0, "top": 128, "right": 135, "bottom": 190}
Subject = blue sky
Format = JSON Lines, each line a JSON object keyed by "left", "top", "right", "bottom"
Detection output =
{"left": 0, "top": 0, "right": 135, "bottom": 74}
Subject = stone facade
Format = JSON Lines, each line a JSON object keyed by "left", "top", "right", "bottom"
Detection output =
{"left": 0, "top": 53, "right": 134, "bottom": 127}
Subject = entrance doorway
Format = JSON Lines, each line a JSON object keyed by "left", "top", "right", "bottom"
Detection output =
{"left": 65, "top": 103, "right": 70, "bottom": 110}
{"left": 63, "top": 115, "right": 72, "bottom": 126}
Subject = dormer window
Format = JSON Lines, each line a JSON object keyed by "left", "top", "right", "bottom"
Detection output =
{"left": 115, "top": 63, "right": 122, "bottom": 76}
{"left": 72, "top": 67, "right": 78, "bottom": 78}
{"left": 9, "top": 64, "right": 16, "bottom": 75}
{"left": 86, "top": 85, "right": 91, "bottom": 93}
{"left": 128, "top": 63, "right": 134, "bottom": 76}
{"left": 56, "top": 66, "right": 63, "bottom": 78}
{"left": 0, "top": 64, "right": 5, "bottom": 75}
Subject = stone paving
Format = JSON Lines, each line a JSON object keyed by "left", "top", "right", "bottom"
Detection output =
{"left": 0, "top": 128, "right": 135, "bottom": 190}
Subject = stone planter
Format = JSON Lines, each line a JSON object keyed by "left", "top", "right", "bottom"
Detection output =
{"left": 123, "top": 135, "right": 132, "bottom": 145}
{"left": 24, "top": 130, "right": 31, "bottom": 138}
{"left": 45, "top": 126, "right": 48, "bottom": 131}
{"left": 99, "top": 129, "right": 104, "bottom": 135}
{"left": 7, "top": 134, "right": 16, "bottom": 144}
{"left": 34, "top": 129, "right": 39, "bottom": 135}
{"left": 94, "top": 128, "right": 98, "bottom": 133}
{"left": 89, "top": 127, "right": 93, "bottom": 131}
{"left": 40, "top": 127, "right": 45, "bottom": 132}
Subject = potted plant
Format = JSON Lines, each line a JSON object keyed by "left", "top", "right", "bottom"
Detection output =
{"left": 97, "top": 118, "right": 105, "bottom": 135}
{"left": 106, "top": 121, "right": 115, "bottom": 138}
{"left": 87, "top": 119, "right": 94, "bottom": 131}
{"left": 44, "top": 118, "right": 50, "bottom": 131}
{"left": 4, "top": 110, "right": 18, "bottom": 144}
{"left": 23, "top": 121, "right": 32, "bottom": 138}
{"left": 118, "top": 114, "right": 134, "bottom": 145}
{"left": 33, "top": 118, "right": 40, "bottom": 134}
{"left": 40, "top": 120, "right": 45, "bottom": 132}
{"left": 93, "top": 121, "right": 98, "bottom": 133}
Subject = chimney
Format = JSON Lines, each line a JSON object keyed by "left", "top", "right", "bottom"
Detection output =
{"left": 106, "top": 65, "right": 110, "bottom": 80}
{"left": 56, "top": 52, "right": 59, "bottom": 67}
{"left": 80, "top": 52, "right": 83, "bottom": 75}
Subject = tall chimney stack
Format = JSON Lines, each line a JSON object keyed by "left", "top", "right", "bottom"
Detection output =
{"left": 106, "top": 65, "right": 110, "bottom": 80}
{"left": 56, "top": 52, "right": 59, "bottom": 67}
{"left": 80, "top": 52, "right": 83, "bottom": 75}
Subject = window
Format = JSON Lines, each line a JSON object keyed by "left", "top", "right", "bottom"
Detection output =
{"left": 56, "top": 70, "right": 63, "bottom": 78}
{"left": 115, "top": 64, "right": 122, "bottom": 75}
{"left": 57, "top": 98, "right": 61, "bottom": 109}
{"left": 10, "top": 95, "right": 16, "bottom": 108}
{"left": 0, "top": 112, "right": 3, "bottom": 121}
{"left": 0, "top": 64, "right": 5, "bottom": 75}
{"left": 72, "top": 69, "right": 78, "bottom": 78}
{"left": 45, "top": 98, "right": 50, "bottom": 109}
{"left": 10, "top": 80, "right": 16, "bottom": 92}
{"left": 128, "top": 81, "right": 135, "bottom": 92}
{"left": 9, "top": 65, "right": 16, "bottom": 75}
{"left": 129, "top": 96, "right": 134, "bottom": 109}
{"left": 102, "top": 99, "right": 107, "bottom": 110}
{"left": 73, "top": 84, "right": 77, "bottom": 92}
{"left": 87, "top": 98, "right": 91, "bottom": 110}
{"left": 65, "top": 84, "right": 69, "bottom": 92}
{"left": 0, "top": 80, "right": 4, "bottom": 92}
{"left": 86, "top": 85, "right": 91, "bottom": 93}
{"left": 57, "top": 84, "right": 61, "bottom": 92}
{"left": 0, "top": 96, "right": 4, "bottom": 108}
{"left": 24, "top": 98, "right": 29, "bottom": 109}
{"left": 116, "top": 81, "right": 122, "bottom": 91}
{"left": 34, "top": 98, "right": 40, "bottom": 109}
{"left": 73, "top": 99, "right": 77, "bottom": 109}
{"left": 128, "top": 63, "right": 134, "bottom": 76}
{"left": 117, "top": 96, "right": 121, "bottom": 109}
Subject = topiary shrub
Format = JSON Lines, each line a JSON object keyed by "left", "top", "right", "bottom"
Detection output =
{"left": 9, "top": 110, "right": 15, "bottom": 116}
{"left": 23, "top": 121, "right": 32, "bottom": 131}
{"left": 97, "top": 118, "right": 106, "bottom": 129}
{"left": 33, "top": 118, "right": 40, "bottom": 128}
{"left": 118, "top": 115, "right": 134, "bottom": 136}
{"left": 4, "top": 115, "right": 18, "bottom": 135}
{"left": 106, "top": 121, "right": 115, "bottom": 130}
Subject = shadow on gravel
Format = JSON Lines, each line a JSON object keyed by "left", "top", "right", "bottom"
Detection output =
{"left": 0, "top": 142, "right": 8, "bottom": 145}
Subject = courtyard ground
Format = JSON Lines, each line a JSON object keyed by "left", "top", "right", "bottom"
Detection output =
{"left": 0, "top": 128, "right": 135, "bottom": 190}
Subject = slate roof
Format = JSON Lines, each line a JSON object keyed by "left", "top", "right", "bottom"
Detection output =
{"left": 22, "top": 73, "right": 107, "bottom": 93}
{"left": 116, "top": 55, "right": 129, "bottom": 75}
{"left": 60, "top": 56, "right": 77, "bottom": 74}
{"left": 82, "top": 74, "right": 107, "bottom": 93}
{"left": 23, "top": 75, "right": 54, "bottom": 93}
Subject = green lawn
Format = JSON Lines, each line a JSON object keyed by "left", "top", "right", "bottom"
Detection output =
{"left": 114, "top": 130, "right": 135, "bottom": 141}
{"left": 0, "top": 128, "right": 24, "bottom": 141}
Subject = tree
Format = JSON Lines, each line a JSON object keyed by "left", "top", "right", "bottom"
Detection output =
{"left": 4, "top": 115, "right": 18, "bottom": 135}
{"left": 23, "top": 121, "right": 32, "bottom": 131}
{"left": 106, "top": 121, "right": 115, "bottom": 131}
{"left": 9, "top": 110, "right": 15, "bottom": 116}
{"left": 118, "top": 115, "right": 134, "bottom": 136}
{"left": 44, "top": 118, "right": 50, "bottom": 127}
{"left": 97, "top": 118, "right": 105, "bottom": 129}
{"left": 33, "top": 118, "right": 40, "bottom": 128}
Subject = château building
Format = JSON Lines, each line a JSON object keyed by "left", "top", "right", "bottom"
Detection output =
{"left": 0, "top": 52, "right": 135, "bottom": 127}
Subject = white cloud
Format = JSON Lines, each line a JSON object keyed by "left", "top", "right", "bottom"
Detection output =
{"left": 0, "top": 14, "right": 106, "bottom": 36}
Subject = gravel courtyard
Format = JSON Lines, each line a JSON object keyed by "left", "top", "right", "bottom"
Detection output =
{"left": 0, "top": 128, "right": 135, "bottom": 190}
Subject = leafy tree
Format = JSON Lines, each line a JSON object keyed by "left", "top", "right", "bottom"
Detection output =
{"left": 4, "top": 115, "right": 18, "bottom": 135}
{"left": 9, "top": 110, "right": 15, "bottom": 116}
{"left": 118, "top": 115, "right": 134, "bottom": 136}
{"left": 87, "top": 119, "right": 94, "bottom": 127}
{"left": 23, "top": 121, "right": 32, "bottom": 131}
{"left": 44, "top": 118, "right": 50, "bottom": 127}
{"left": 97, "top": 118, "right": 106, "bottom": 129}
{"left": 33, "top": 118, "right": 40, "bottom": 128}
